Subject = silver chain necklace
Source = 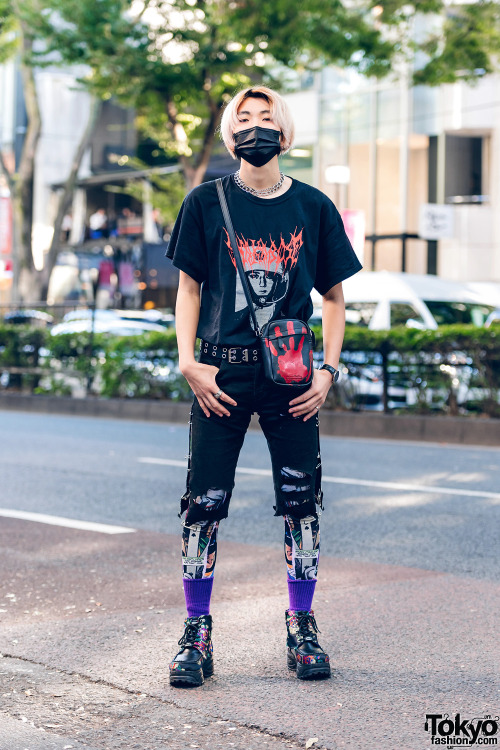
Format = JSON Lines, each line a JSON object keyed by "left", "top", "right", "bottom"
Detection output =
{"left": 233, "top": 170, "right": 285, "bottom": 196}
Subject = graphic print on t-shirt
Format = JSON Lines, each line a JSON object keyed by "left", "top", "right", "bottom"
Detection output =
{"left": 223, "top": 227, "right": 304, "bottom": 328}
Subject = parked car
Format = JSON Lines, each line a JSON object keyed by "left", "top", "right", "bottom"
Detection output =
{"left": 51, "top": 312, "right": 167, "bottom": 336}
{"left": 310, "top": 271, "right": 497, "bottom": 329}
{"left": 60, "top": 308, "right": 174, "bottom": 327}
{"left": 61, "top": 309, "right": 119, "bottom": 324}
{"left": 309, "top": 272, "right": 499, "bottom": 411}
{"left": 3, "top": 309, "right": 54, "bottom": 328}
{"left": 50, "top": 308, "right": 172, "bottom": 336}
{"left": 112, "top": 309, "right": 174, "bottom": 328}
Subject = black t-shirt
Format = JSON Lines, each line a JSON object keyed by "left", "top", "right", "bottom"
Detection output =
{"left": 166, "top": 174, "right": 362, "bottom": 346}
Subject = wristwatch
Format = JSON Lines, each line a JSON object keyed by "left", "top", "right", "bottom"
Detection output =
{"left": 319, "top": 364, "right": 340, "bottom": 383}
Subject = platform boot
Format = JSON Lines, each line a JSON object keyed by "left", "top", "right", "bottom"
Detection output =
{"left": 285, "top": 609, "right": 331, "bottom": 680}
{"left": 169, "top": 614, "right": 213, "bottom": 687}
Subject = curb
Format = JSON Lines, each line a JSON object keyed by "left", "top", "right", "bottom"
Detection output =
{"left": 1, "top": 393, "right": 499, "bottom": 446}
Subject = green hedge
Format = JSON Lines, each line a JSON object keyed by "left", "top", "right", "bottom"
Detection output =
{"left": 96, "top": 329, "right": 189, "bottom": 399}
{"left": 0, "top": 325, "right": 47, "bottom": 391}
{"left": 330, "top": 324, "right": 500, "bottom": 416}
{"left": 311, "top": 323, "right": 500, "bottom": 356}
{"left": 1, "top": 323, "right": 499, "bottom": 416}
{"left": 0, "top": 325, "right": 189, "bottom": 400}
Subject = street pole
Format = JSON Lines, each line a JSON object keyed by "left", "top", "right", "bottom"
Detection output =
{"left": 369, "top": 85, "right": 378, "bottom": 271}
{"left": 86, "top": 301, "right": 96, "bottom": 395}
{"left": 399, "top": 66, "right": 410, "bottom": 273}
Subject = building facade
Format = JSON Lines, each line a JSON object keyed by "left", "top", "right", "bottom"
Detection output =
{"left": 283, "top": 67, "right": 500, "bottom": 284}
{"left": 2, "top": 54, "right": 500, "bottom": 300}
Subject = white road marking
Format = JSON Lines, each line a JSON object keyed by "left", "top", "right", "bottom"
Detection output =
{"left": 0, "top": 509, "right": 136, "bottom": 534}
{"left": 321, "top": 475, "right": 500, "bottom": 499}
{"left": 141, "top": 458, "right": 187, "bottom": 467}
{"left": 138, "top": 457, "right": 500, "bottom": 500}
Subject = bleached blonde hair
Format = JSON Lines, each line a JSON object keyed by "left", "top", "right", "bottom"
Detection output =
{"left": 220, "top": 86, "right": 295, "bottom": 160}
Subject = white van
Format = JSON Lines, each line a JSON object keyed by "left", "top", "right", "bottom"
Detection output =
{"left": 310, "top": 272, "right": 499, "bottom": 410}
{"left": 311, "top": 271, "right": 498, "bottom": 329}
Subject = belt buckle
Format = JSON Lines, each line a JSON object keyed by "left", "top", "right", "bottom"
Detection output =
{"left": 228, "top": 348, "right": 248, "bottom": 364}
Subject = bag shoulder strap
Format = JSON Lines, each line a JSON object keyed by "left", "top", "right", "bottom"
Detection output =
{"left": 216, "top": 178, "right": 260, "bottom": 336}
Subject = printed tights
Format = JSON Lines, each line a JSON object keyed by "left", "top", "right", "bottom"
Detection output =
{"left": 181, "top": 514, "right": 320, "bottom": 582}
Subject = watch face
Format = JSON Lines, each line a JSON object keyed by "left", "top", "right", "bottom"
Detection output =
{"left": 321, "top": 364, "right": 339, "bottom": 382}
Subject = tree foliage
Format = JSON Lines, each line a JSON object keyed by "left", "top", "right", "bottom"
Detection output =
{"left": 2, "top": 322, "right": 499, "bottom": 416}
{"left": 414, "top": 2, "right": 500, "bottom": 84}
{"left": 25, "top": 0, "right": 500, "bottom": 190}
{"left": 0, "top": 0, "right": 18, "bottom": 63}
{"left": 2, "top": 0, "right": 500, "bottom": 301}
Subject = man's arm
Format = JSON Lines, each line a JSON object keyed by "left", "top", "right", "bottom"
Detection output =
{"left": 175, "top": 271, "right": 237, "bottom": 418}
{"left": 288, "top": 282, "right": 345, "bottom": 421}
{"left": 175, "top": 271, "right": 203, "bottom": 373}
{"left": 321, "top": 282, "right": 345, "bottom": 369}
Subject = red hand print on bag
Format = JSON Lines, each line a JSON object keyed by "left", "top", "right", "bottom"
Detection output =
{"left": 266, "top": 321, "right": 313, "bottom": 384}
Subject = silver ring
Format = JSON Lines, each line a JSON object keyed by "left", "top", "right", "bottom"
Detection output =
{"left": 315, "top": 405, "right": 320, "bottom": 411}
{"left": 213, "top": 390, "right": 223, "bottom": 400}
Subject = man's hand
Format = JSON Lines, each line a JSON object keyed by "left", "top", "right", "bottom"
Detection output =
{"left": 181, "top": 362, "right": 237, "bottom": 418}
{"left": 288, "top": 368, "right": 333, "bottom": 421}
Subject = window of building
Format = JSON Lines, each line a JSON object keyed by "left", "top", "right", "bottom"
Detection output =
{"left": 444, "top": 135, "right": 487, "bottom": 205}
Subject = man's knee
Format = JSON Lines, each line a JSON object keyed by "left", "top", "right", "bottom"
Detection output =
{"left": 277, "top": 466, "right": 317, "bottom": 518}
{"left": 184, "top": 486, "right": 231, "bottom": 525}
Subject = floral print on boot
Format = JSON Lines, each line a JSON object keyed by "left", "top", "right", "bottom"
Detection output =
{"left": 285, "top": 609, "right": 331, "bottom": 680}
{"left": 169, "top": 614, "right": 214, "bottom": 687}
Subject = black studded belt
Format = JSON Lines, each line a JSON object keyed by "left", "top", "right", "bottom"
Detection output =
{"left": 200, "top": 340, "right": 261, "bottom": 364}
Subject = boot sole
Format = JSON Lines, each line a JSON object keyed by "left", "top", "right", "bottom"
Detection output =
{"left": 169, "top": 656, "right": 214, "bottom": 687}
{"left": 287, "top": 651, "right": 331, "bottom": 680}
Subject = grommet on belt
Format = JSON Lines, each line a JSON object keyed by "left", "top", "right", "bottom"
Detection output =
{"left": 200, "top": 341, "right": 261, "bottom": 364}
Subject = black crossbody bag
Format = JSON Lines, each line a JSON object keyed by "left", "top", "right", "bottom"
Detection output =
{"left": 216, "top": 178, "right": 315, "bottom": 389}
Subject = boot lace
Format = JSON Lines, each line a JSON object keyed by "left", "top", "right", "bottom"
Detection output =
{"left": 296, "top": 611, "right": 320, "bottom": 641}
{"left": 178, "top": 618, "right": 201, "bottom": 647}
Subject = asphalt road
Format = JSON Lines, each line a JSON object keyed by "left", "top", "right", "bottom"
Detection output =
{"left": 0, "top": 410, "right": 498, "bottom": 750}
{"left": 1, "top": 411, "right": 499, "bottom": 579}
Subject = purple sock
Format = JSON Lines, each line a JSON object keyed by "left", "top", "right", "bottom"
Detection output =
{"left": 288, "top": 579, "right": 316, "bottom": 612}
{"left": 183, "top": 577, "right": 214, "bottom": 618}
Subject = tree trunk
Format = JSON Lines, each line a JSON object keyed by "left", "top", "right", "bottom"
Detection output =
{"left": 18, "top": 29, "right": 41, "bottom": 269}
{"left": 41, "top": 97, "right": 102, "bottom": 297}
{"left": 0, "top": 149, "right": 21, "bottom": 304}
{"left": 7, "top": 18, "right": 42, "bottom": 303}
{"left": 10, "top": 193, "right": 26, "bottom": 303}
{"left": 190, "top": 101, "right": 224, "bottom": 188}
{"left": 165, "top": 97, "right": 223, "bottom": 191}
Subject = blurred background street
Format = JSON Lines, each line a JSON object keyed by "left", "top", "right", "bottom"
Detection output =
{"left": 1, "top": 0, "right": 500, "bottom": 746}
{"left": 1, "top": 0, "right": 500, "bottom": 418}
{"left": 0, "top": 411, "right": 498, "bottom": 748}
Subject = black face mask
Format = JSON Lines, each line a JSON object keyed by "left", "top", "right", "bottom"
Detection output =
{"left": 233, "top": 126, "right": 281, "bottom": 167}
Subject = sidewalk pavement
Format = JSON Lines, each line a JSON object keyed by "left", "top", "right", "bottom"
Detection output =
{"left": 2, "top": 393, "right": 500, "bottom": 445}
{"left": 0, "top": 518, "right": 498, "bottom": 750}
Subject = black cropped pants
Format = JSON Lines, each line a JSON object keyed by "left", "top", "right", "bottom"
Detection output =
{"left": 180, "top": 351, "right": 323, "bottom": 527}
